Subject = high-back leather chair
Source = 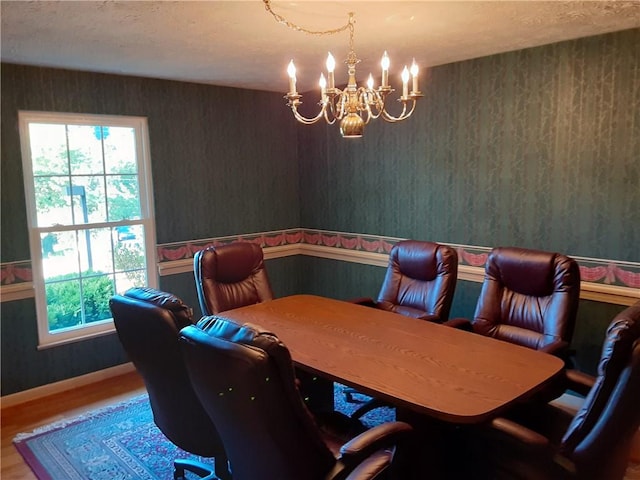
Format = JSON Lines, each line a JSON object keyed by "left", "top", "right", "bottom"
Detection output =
{"left": 346, "top": 240, "right": 458, "bottom": 416}
{"left": 448, "top": 246, "right": 580, "bottom": 361}
{"left": 355, "top": 239, "right": 458, "bottom": 323}
{"left": 470, "top": 301, "right": 640, "bottom": 480}
{"left": 109, "top": 287, "right": 230, "bottom": 480}
{"left": 179, "top": 315, "right": 414, "bottom": 480}
{"left": 194, "top": 242, "right": 274, "bottom": 316}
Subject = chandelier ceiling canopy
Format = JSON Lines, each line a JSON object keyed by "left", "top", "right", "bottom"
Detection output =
{"left": 263, "top": 0, "right": 423, "bottom": 138}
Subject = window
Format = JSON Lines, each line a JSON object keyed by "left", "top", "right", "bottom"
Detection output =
{"left": 19, "top": 111, "right": 157, "bottom": 348}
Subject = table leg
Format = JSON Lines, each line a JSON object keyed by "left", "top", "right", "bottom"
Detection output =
{"left": 395, "top": 408, "right": 470, "bottom": 479}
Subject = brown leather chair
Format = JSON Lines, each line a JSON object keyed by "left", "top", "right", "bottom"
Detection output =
{"left": 194, "top": 242, "right": 274, "bottom": 316}
{"left": 195, "top": 243, "right": 335, "bottom": 414}
{"left": 447, "top": 246, "right": 580, "bottom": 362}
{"left": 467, "top": 301, "right": 640, "bottom": 480}
{"left": 109, "top": 287, "right": 231, "bottom": 480}
{"left": 346, "top": 240, "right": 458, "bottom": 416}
{"left": 353, "top": 239, "right": 458, "bottom": 322}
{"left": 179, "top": 316, "right": 415, "bottom": 480}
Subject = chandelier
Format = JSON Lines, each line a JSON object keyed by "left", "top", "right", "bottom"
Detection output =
{"left": 263, "top": 1, "right": 423, "bottom": 138}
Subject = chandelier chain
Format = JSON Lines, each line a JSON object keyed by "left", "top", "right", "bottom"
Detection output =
{"left": 263, "top": 0, "right": 354, "bottom": 41}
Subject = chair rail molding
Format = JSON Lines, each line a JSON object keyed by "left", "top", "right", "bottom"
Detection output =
{"left": 2, "top": 228, "right": 638, "bottom": 306}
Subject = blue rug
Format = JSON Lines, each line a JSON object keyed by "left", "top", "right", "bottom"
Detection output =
{"left": 14, "top": 385, "right": 393, "bottom": 480}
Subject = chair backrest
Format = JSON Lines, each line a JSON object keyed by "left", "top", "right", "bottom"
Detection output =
{"left": 180, "top": 316, "right": 337, "bottom": 480}
{"left": 473, "top": 246, "right": 580, "bottom": 352}
{"left": 561, "top": 301, "right": 640, "bottom": 479}
{"left": 109, "top": 287, "right": 226, "bottom": 458}
{"left": 194, "top": 242, "right": 274, "bottom": 316}
{"left": 376, "top": 240, "right": 458, "bottom": 322}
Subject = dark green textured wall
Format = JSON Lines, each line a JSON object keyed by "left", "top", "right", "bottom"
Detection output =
{"left": 299, "top": 29, "right": 640, "bottom": 261}
{"left": 0, "top": 64, "right": 299, "bottom": 394}
{"left": 296, "top": 30, "right": 639, "bottom": 374}
{"left": 1, "top": 64, "right": 300, "bottom": 256}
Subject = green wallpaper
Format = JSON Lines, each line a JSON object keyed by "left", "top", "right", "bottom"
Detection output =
{"left": 299, "top": 29, "right": 640, "bottom": 262}
{"left": 1, "top": 64, "right": 300, "bottom": 259}
{"left": 295, "top": 29, "right": 638, "bottom": 375}
{"left": 0, "top": 65, "right": 299, "bottom": 395}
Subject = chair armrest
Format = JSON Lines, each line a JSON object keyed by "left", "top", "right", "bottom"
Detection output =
{"left": 338, "top": 421, "right": 413, "bottom": 463}
{"left": 417, "top": 313, "right": 441, "bottom": 323}
{"left": 443, "top": 317, "right": 473, "bottom": 331}
{"left": 343, "top": 449, "right": 397, "bottom": 480}
{"left": 564, "top": 369, "right": 595, "bottom": 396}
{"left": 348, "top": 297, "right": 376, "bottom": 308}
{"left": 489, "top": 417, "right": 550, "bottom": 452}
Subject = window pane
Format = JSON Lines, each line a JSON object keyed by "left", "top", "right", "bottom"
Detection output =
{"left": 114, "top": 228, "right": 145, "bottom": 273}
{"left": 41, "top": 231, "right": 80, "bottom": 280}
{"left": 81, "top": 273, "right": 115, "bottom": 324}
{"left": 78, "top": 227, "right": 113, "bottom": 274}
{"left": 34, "top": 176, "right": 73, "bottom": 227}
{"left": 45, "top": 279, "right": 82, "bottom": 331}
{"left": 70, "top": 177, "right": 107, "bottom": 224}
{"left": 107, "top": 175, "right": 141, "bottom": 221}
{"left": 67, "top": 125, "right": 104, "bottom": 175}
{"left": 115, "top": 270, "right": 146, "bottom": 295}
{"left": 104, "top": 127, "right": 137, "bottom": 174}
{"left": 29, "top": 123, "right": 69, "bottom": 176}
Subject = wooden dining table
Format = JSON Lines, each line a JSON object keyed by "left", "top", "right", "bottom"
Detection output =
{"left": 220, "top": 294, "right": 564, "bottom": 425}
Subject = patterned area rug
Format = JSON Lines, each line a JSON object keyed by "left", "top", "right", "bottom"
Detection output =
{"left": 14, "top": 385, "right": 393, "bottom": 480}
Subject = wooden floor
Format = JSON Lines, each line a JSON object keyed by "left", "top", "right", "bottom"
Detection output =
{"left": 1, "top": 371, "right": 638, "bottom": 479}
{"left": 1, "top": 371, "right": 146, "bottom": 480}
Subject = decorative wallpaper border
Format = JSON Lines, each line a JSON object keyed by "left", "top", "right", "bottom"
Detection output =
{"left": 155, "top": 228, "right": 639, "bottom": 287}
{"left": 1, "top": 260, "right": 33, "bottom": 285}
{"left": 2, "top": 228, "right": 638, "bottom": 305}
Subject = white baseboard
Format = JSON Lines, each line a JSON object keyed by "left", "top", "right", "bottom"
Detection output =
{"left": 0, "top": 362, "right": 136, "bottom": 409}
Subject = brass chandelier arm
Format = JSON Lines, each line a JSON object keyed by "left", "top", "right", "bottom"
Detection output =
{"left": 380, "top": 100, "right": 417, "bottom": 123}
{"left": 263, "top": 0, "right": 352, "bottom": 37}
{"left": 291, "top": 108, "right": 326, "bottom": 125}
{"left": 323, "top": 102, "right": 339, "bottom": 125}
{"left": 287, "top": 98, "right": 329, "bottom": 125}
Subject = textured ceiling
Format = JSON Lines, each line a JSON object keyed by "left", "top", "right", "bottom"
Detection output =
{"left": 2, "top": 1, "right": 640, "bottom": 93}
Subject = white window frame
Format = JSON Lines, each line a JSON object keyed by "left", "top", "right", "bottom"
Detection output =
{"left": 18, "top": 111, "right": 157, "bottom": 348}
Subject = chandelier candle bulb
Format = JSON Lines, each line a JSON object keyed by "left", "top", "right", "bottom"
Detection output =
{"left": 287, "top": 60, "right": 297, "bottom": 94}
{"left": 381, "top": 51, "right": 390, "bottom": 87}
{"left": 319, "top": 73, "right": 327, "bottom": 102}
{"left": 411, "top": 59, "right": 419, "bottom": 93}
{"left": 326, "top": 52, "right": 336, "bottom": 89}
{"left": 367, "top": 74, "right": 374, "bottom": 90}
{"left": 401, "top": 66, "right": 410, "bottom": 98}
